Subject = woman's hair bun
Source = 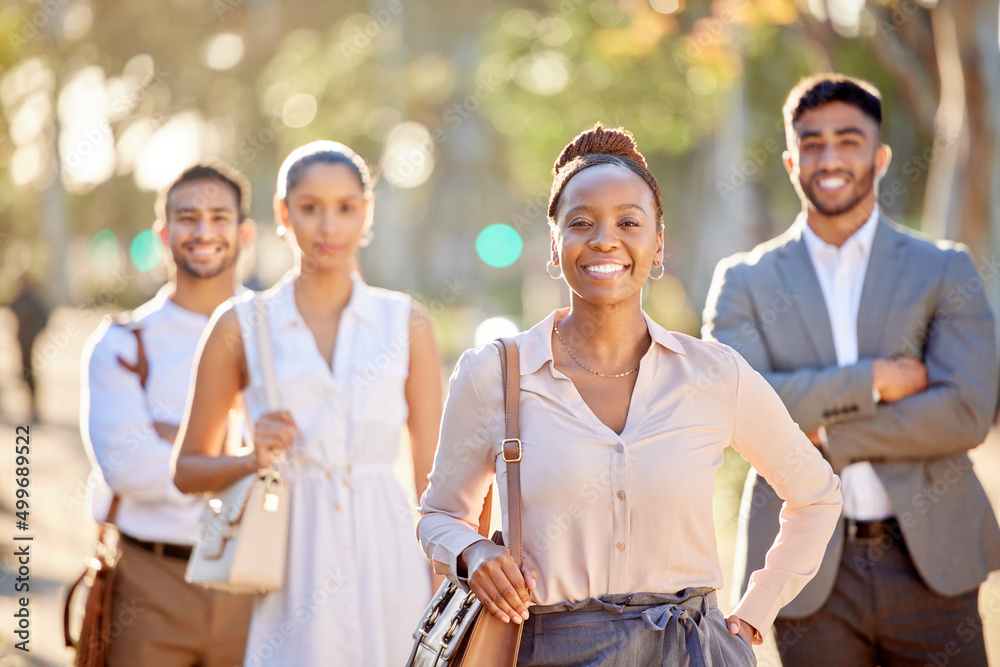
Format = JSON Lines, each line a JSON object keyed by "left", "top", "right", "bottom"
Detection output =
{"left": 552, "top": 122, "right": 647, "bottom": 174}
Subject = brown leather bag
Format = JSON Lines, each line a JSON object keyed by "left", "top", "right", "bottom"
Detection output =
{"left": 63, "top": 497, "right": 120, "bottom": 666}
{"left": 64, "top": 321, "right": 147, "bottom": 665}
{"left": 407, "top": 338, "right": 525, "bottom": 666}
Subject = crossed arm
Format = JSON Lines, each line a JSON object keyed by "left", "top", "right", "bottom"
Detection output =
{"left": 703, "top": 251, "right": 997, "bottom": 470}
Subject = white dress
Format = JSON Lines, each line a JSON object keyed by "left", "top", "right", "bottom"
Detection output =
{"left": 231, "top": 271, "right": 430, "bottom": 666}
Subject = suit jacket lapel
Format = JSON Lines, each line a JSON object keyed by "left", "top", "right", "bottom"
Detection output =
{"left": 857, "top": 217, "right": 907, "bottom": 358}
{"left": 775, "top": 224, "right": 838, "bottom": 365}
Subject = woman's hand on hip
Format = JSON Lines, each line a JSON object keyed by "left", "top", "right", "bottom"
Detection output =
{"left": 725, "top": 613, "right": 762, "bottom": 646}
{"left": 252, "top": 411, "right": 298, "bottom": 470}
{"left": 461, "top": 540, "right": 537, "bottom": 625}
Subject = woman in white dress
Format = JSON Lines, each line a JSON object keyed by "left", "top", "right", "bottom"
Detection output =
{"left": 174, "top": 141, "right": 442, "bottom": 665}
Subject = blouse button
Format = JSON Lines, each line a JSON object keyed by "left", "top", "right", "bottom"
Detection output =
{"left": 617, "top": 490, "right": 626, "bottom": 500}
{"left": 615, "top": 444, "right": 624, "bottom": 453}
{"left": 616, "top": 542, "right": 625, "bottom": 551}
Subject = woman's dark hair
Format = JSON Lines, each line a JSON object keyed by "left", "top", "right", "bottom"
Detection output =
{"left": 783, "top": 74, "right": 882, "bottom": 147}
{"left": 548, "top": 123, "right": 663, "bottom": 229}
{"left": 157, "top": 161, "right": 251, "bottom": 221}
{"left": 277, "top": 140, "right": 373, "bottom": 200}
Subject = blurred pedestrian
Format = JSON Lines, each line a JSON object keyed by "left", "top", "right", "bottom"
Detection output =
{"left": 80, "top": 162, "right": 256, "bottom": 665}
{"left": 418, "top": 124, "right": 842, "bottom": 665}
{"left": 9, "top": 271, "right": 49, "bottom": 422}
{"left": 703, "top": 73, "right": 1000, "bottom": 666}
{"left": 174, "top": 141, "right": 443, "bottom": 666}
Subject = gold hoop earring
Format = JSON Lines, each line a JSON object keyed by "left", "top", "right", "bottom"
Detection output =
{"left": 546, "top": 259, "right": 563, "bottom": 280}
{"left": 649, "top": 263, "right": 665, "bottom": 280}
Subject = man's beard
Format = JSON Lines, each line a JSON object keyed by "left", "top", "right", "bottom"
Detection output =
{"left": 801, "top": 164, "right": 877, "bottom": 217}
{"left": 174, "top": 245, "right": 238, "bottom": 279}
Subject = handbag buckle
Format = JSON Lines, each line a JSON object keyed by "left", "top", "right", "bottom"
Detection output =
{"left": 501, "top": 439, "right": 521, "bottom": 463}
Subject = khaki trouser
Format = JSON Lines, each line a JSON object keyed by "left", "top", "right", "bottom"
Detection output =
{"left": 106, "top": 538, "right": 253, "bottom": 667}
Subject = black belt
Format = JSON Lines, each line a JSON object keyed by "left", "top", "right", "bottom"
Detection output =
{"left": 846, "top": 517, "right": 902, "bottom": 542}
{"left": 121, "top": 532, "right": 194, "bottom": 560}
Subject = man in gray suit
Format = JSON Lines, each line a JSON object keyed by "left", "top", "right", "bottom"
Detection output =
{"left": 703, "top": 73, "right": 1000, "bottom": 665}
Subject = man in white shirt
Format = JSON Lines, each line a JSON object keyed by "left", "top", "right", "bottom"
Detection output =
{"left": 80, "top": 162, "right": 256, "bottom": 665}
{"left": 703, "top": 74, "right": 999, "bottom": 665}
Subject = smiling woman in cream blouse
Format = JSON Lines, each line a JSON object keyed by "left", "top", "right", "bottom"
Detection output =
{"left": 417, "top": 124, "right": 842, "bottom": 666}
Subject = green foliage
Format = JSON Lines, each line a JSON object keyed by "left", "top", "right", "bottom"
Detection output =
{"left": 0, "top": 0, "right": 963, "bottom": 319}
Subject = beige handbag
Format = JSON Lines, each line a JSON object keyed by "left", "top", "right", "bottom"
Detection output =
{"left": 407, "top": 338, "right": 524, "bottom": 666}
{"left": 185, "top": 295, "right": 290, "bottom": 594}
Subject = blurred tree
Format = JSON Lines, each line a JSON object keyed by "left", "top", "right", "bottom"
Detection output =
{"left": 801, "top": 0, "right": 1000, "bottom": 262}
{"left": 0, "top": 0, "right": 996, "bottom": 339}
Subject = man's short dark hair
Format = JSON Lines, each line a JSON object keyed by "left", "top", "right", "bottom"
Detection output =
{"left": 783, "top": 74, "right": 882, "bottom": 147}
{"left": 156, "top": 161, "right": 251, "bottom": 221}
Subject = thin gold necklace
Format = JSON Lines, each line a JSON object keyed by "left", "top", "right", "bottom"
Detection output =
{"left": 553, "top": 324, "right": 640, "bottom": 378}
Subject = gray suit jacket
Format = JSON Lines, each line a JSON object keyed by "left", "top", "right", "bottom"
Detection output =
{"left": 702, "top": 216, "right": 1000, "bottom": 618}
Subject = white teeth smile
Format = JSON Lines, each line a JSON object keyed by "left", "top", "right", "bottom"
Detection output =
{"left": 817, "top": 177, "right": 847, "bottom": 189}
{"left": 585, "top": 264, "right": 626, "bottom": 274}
{"left": 187, "top": 246, "right": 221, "bottom": 257}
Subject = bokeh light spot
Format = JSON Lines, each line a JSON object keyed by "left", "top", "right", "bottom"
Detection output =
{"left": 475, "top": 317, "right": 520, "bottom": 346}
{"left": 203, "top": 33, "right": 246, "bottom": 71}
{"left": 382, "top": 122, "right": 435, "bottom": 189}
{"left": 515, "top": 52, "right": 571, "bottom": 96}
{"left": 649, "top": 0, "right": 680, "bottom": 14}
{"left": 62, "top": 3, "right": 94, "bottom": 40}
{"left": 130, "top": 229, "right": 163, "bottom": 272}
{"left": 475, "top": 224, "right": 523, "bottom": 268}
{"left": 502, "top": 8, "right": 539, "bottom": 37}
{"left": 89, "top": 230, "right": 120, "bottom": 270}
{"left": 281, "top": 93, "right": 318, "bottom": 128}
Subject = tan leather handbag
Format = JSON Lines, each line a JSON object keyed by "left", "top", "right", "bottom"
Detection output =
{"left": 63, "top": 497, "right": 119, "bottom": 667}
{"left": 407, "top": 338, "right": 524, "bottom": 666}
{"left": 185, "top": 294, "right": 290, "bottom": 594}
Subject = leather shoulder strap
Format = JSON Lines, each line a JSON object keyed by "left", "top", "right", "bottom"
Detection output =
{"left": 110, "top": 313, "right": 149, "bottom": 529}
{"left": 114, "top": 316, "right": 149, "bottom": 389}
{"left": 103, "top": 495, "right": 120, "bottom": 526}
{"left": 253, "top": 294, "right": 281, "bottom": 412}
{"left": 473, "top": 338, "right": 523, "bottom": 563}
{"left": 495, "top": 337, "right": 523, "bottom": 567}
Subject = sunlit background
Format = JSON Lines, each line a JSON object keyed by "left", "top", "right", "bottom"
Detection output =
{"left": 1, "top": 0, "right": 999, "bottom": 663}
{"left": 3, "top": 0, "right": 997, "bottom": 355}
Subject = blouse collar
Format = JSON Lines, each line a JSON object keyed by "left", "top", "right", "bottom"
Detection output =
{"left": 266, "top": 270, "right": 375, "bottom": 332}
{"left": 517, "top": 308, "right": 687, "bottom": 377}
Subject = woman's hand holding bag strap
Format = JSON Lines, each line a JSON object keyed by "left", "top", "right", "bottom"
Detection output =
{"left": 184, "top": 294, "right": 291, "bottom": 594}
{"left": 406, "top": 338, "right": 528, "bottom": 667}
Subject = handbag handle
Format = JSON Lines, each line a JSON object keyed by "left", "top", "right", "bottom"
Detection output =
{"left": 475, "top": 338, "right": 523, "bottom": 567}
{"left": 253, "top": 295, "right": 281, "bottom": 412}
{"left": 252, "top": 295, "right": 287, "bottom": 473}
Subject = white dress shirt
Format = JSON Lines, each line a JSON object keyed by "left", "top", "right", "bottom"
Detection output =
{"left": 801, "top": 206, "right": 894, "bottom": 520}
{"left": 81, "top": 286, "right": 212, "bottom": 544}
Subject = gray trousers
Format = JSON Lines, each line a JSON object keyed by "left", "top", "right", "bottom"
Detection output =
{"left": 517, "top": 588, "right": 756, "bottom": 666}
{"left": 774, "top": 530, "right": 987, "bottom": 666}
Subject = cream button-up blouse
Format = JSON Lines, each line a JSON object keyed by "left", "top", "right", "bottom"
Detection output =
{"left": 418, "top": 309, "right": 842, "bottom": 636}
